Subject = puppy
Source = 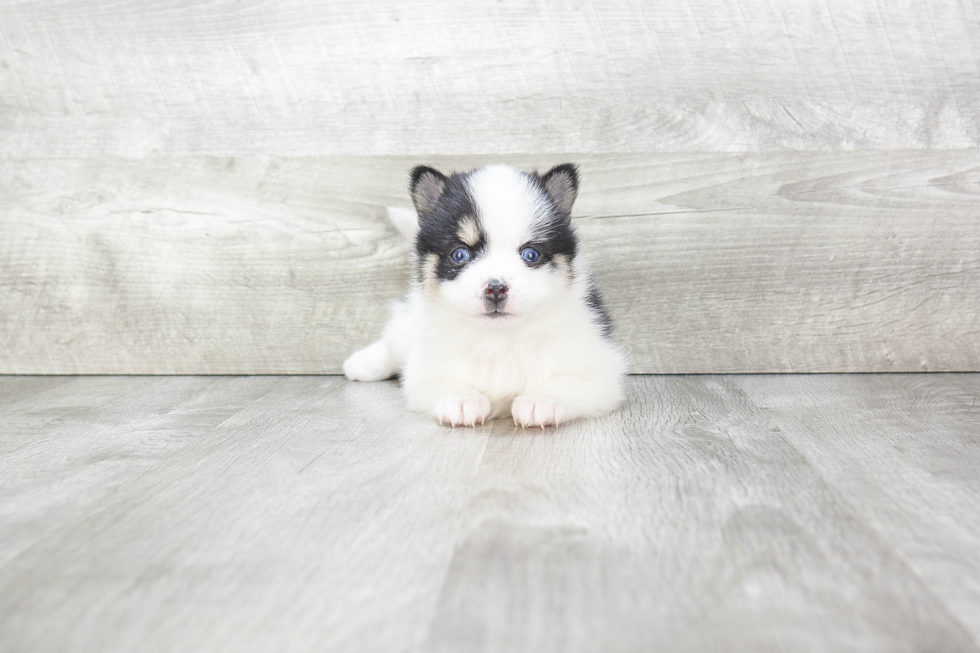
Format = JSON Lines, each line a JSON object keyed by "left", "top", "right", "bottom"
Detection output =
{"left": 343, "top": 163, "right": 626, "bottom": 427}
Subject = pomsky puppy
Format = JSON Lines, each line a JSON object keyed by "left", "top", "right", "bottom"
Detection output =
{"left": 343, "top": 163, "right": 626, "bottom": 428}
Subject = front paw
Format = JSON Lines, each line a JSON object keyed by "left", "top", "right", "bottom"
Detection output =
{"left": 511, "top": 395, "right": 565, "bottom": 428}
{"left": 434, "top": 393, "right": 491, "bottom": 427}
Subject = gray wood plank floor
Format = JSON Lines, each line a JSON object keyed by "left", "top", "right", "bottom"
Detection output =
{"left": 1, "top": 374, "right": 978, "bottom": 653}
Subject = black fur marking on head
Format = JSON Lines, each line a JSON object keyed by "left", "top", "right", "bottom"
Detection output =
{"left": 413, "top": 172, "right": 487, "bottom": 282}
{"left": 411, "top": 164, "right": 584, "bottom": 284}
{"left": 585, "top": 278, "right": 613, "bottom": 337}
{"left": 527, "top": 165, "right": 580, "bottom": 267}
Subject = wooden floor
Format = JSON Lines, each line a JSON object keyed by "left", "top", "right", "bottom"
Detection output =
{"left": 1, "top": 374, "right": 979, "bottom": 652}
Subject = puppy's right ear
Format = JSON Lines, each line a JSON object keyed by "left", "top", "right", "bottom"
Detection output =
{"left": 409, "top": 166, "right": 448, "bottom": 218}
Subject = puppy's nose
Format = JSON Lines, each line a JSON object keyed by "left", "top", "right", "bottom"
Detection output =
{"left": 485, "top": 279, "right": 508, "bottom": 303}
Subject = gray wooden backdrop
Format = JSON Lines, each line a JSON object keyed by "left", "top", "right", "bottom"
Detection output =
{"left": 1, "top": 0, "right": 978, "bottom": 374}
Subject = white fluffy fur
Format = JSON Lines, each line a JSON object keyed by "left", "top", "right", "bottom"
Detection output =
{"left": 384, "top": 206, "right": 419, "bottom": 240}
{"left": 344, "top": 165, "right": 627, "bottom": 428}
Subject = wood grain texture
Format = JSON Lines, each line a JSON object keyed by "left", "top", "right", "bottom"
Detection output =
{"left": 0, "top": 375, "right": 73, "bottom": 411}
{"left": 425, "top": 375, "right": 980, "bottom": 652}
{"left": 0, "top": 376, "right": 490, "bottom": 653}
{"left": 2, "top": 374, "right": 979, "bottom": 652}
{"left": 0, "top": 375, "right": 281, "bottom": 565}
{"left": 738, "top": 374, "right": 980, "bottom": 644}
{"left": 1, "top": 0, "right": 979, "bottom": 156}
{"left": 2, "top": 153, "right": 978, "bottom": 374}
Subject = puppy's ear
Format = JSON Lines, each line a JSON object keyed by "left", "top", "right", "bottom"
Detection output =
{"left": 409, "top": 166, "right": 448, "bottom": 218}
{"left": 541, "top": 163, "right": 579, "bottom": 215}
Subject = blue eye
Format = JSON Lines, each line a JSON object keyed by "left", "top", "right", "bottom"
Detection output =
{"left": 451, "top": 247, "right": 471, "bottom": 264}
{"left": 520, "top": 247, "right": 540, "bottom": 264}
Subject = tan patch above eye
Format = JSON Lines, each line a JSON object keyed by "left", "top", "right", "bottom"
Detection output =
{"left": 456, "top": 217, "right": 481, "bottom": 247}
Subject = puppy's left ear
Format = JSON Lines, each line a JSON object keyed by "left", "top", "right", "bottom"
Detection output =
{"left": 541, "top": 163, "right": 579, "bottom": 215}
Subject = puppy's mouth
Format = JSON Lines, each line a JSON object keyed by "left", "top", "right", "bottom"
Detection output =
{"left": 482, "top": 302, "right": 513, "bottom": 318}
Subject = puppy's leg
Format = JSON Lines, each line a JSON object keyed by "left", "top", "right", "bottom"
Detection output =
{"left": 343, "top": 301, "right": 412, "bottom": 382}
{"left": 512, "top": 347, "right": 626, "bottom": 427}
{"left": 343, "top": 340, "right": 399, "bottom": 381}
{"left": 402, "top": 374, "right": 492, "bottom": 427}
{"left": 512, "top": 374, "right": 624, "bottom": 427}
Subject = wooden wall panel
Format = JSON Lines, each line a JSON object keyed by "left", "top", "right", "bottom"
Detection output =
{"left": 2, "top": 0, "right": 978, "bottom": 372}
{"left": 1, "top": 0, "right": 979, "bottom": 156}
{"left": 2, "top": 153, "right": 977, "bottom": 374}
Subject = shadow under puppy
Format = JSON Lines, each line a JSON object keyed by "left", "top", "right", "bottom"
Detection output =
{"left": 344, "top": 163, "right": 626, "bottom": 427}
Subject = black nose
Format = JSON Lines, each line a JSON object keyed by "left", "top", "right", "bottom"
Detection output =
{"left": 485, "top": 279, "right": 508, "bottom": 303}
